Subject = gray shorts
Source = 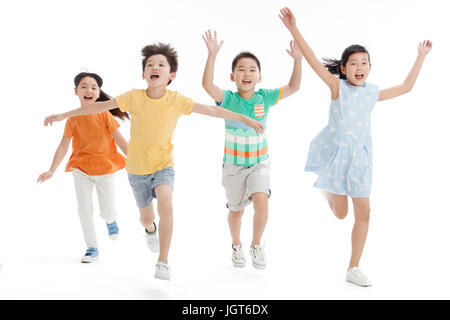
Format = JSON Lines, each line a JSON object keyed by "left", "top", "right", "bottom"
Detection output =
{"left": 127, "top": 167, "right": 175, "bottom": 208}
{"left": 221, "top": 160, "right": 271, "bottom": 212}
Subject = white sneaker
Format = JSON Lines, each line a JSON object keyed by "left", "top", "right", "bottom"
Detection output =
{"left": 145, "top": 222, "right": 159, "bottom": 253}
{"left": 231, "top": 244, "right": 246, "bottom": 267}
{"left": 250, "top": 245, "right": 266, "bottom": 270}
{"left": 346, "top": 267, "right": 372, "bottom": 287}
{"left": 155, "top": 261, "right": 171, "bottom": 280}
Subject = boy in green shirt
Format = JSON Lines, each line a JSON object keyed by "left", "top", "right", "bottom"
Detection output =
{"left": 202, "top": 30, "right": 303, "bottom": 269}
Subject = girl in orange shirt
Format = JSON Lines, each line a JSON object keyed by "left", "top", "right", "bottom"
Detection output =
{"left": 38, "top": 72, "right": 128, "bottom": 263}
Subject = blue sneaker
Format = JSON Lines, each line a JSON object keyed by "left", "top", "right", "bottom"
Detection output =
{"left": 107, "top": 221, "right": 119, "bottom": 240}
{"left": 81, "top": 248, "right": 99, "bottom": 263}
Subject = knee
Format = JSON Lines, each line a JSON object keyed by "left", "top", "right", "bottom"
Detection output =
{"left": 334, "top": 207, "right": 348, "bottom": 220}
{"left": 355, "top": 205, "right": 371, "bottom": 223}
{"left": 229, "top": 209, "right": 244, "bottom": 219}
{"left": 252, "top": 193, "right": 268, "bottom": 212}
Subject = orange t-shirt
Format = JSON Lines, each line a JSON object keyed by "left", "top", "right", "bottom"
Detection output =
{"left": 63, "top": 111, "right": 126, "bottom": 176}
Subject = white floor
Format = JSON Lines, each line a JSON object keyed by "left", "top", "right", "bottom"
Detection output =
{"left": 1, "top": 165, "right": 450, "bottom": 300}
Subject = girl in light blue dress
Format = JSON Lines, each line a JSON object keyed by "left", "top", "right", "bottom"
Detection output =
{"left": 280, "top": 7, "right": 432, "bottom": 287}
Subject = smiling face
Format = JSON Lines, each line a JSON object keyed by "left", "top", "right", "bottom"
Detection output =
{"left": 341, "top": 52, "right": 371, "bottom": 86}
{"left": 75, "top": 76, "right": 100, "bottom": 105}
{"left": 142, "top": 54, "right": 176, "bottom": 87}
{"left": 231, "top": 57, "right": 261, "bottom": 93}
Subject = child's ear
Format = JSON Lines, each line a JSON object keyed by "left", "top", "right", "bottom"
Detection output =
{"left": 169, "top": 72, "right": 176, "bottom": 81}
{"left": 258, "top": 74, "right": 262, "bottom": 83}
{"left": 142, "top": 72, "right": 145, "bottom": 80}
{"left": 340, "top": 65, "right": 347, "bottom": 75}
{"left": 74, "top": 88, "right": 78, "bottom": 95}
{"left": 230, "top": 73, "right": 235, "bottom": 82}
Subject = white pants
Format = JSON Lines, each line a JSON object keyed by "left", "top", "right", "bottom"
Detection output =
{"left": 73, "top": 169, "right": 117, "bottom": 248}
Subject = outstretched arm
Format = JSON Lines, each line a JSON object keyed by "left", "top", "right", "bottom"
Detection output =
{"left": 37, "top": 136, "right": 71, "bottom": 183}
{"left": 202, "top": 30, "right": 225, "bottom": 103}
{"left": 378, "top": 40, "right": 432, "bottom": 101}
{"left": 279, "top": 7, "right": 339, "bottom": 98}
{"left": 192, "top": 103, "right": 264, "bottom": 133}
{"left": 44, "top": 100, "right": 119, "bottom": 126}
{"left": 279, "top": 40, "right": 303, "bottom": 100}
{"left": 111, "top": 129, "right": 128, "bottom": 156}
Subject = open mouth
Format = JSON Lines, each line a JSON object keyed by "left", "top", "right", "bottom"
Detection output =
{"left": 355, "top": 74, "right": 364, "bottom": 80}
{"left": 151, "top": 74, "right": 160, "bottom": 80}
{"left": 84, "top": 96, "right": 93, "bottom": 101}
{"left": 242, "top": 80, "right": 252, "bottom": 85}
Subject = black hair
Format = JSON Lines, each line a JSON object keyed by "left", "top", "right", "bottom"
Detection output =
{"left": 74, "top": 72, "right": 129, "bottom": 120}
{"left": 141, "top": 43, "right": 178, "bottom": 85}
{"left": 232, "top": 52, "right": 261, "bottom": 72}
{"left": 323, "top": 44, "right": 371, "bottom": 80}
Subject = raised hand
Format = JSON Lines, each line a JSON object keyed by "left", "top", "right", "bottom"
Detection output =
{"left": 202, "top": 30, "right": 224, "bottom": 56}
{"left": 418, "top": 40, "right": 432, "bottom": 56}
{"left": 44, "top": 113, "right": 65, "bottom": 126}
{"left": 286, "top": 40, "right": 303, "bottom": 61}
{"left": 279, "top": 7, "right": 297, "bottom": 31}
{"left": 37, "top": 171, "right": 54, "bottom": 183}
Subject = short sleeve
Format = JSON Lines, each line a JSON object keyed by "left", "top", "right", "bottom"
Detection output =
{"left": 63, "top": 120, "right": 73, "bottom": 138}
{"left": 216, "top": 90, "right": 233, "bottom": 109}
{"left": 103, "top": 111, "right": 120, "bottom": 135}
{"left": 176, "top": 92, "right": 195, "bottom": 115}
{"left": 260, "top": 88, "right": 281, "bottom": 107}
{"left": 115, "top": 90, "right": 134, "bottom": 113}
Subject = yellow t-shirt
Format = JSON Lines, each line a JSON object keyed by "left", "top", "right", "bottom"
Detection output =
{"left": 115, "top": 89, "right": 195, "bottom": 175}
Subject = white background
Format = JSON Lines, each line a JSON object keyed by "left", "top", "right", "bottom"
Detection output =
{"left": 0, "top": 0, "right": 448, "bottom": 300}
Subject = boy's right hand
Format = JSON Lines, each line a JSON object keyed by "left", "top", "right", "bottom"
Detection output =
{"left": 202, "top": 30, "right": 224, "bottom": 56}
{"left": 244, "top": 117, "right": 265, "bottom": 134}
{"left": 44, "top": 113, "right": 65, "bottom": 126}
{"left": 37, "top": 171, "right": 54, "bottom": 183}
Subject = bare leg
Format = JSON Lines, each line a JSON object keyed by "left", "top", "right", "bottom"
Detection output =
{"left": 324, "top": 192, "right": 349, "bottom": 220}
{"left": 251, "top": 192, "right": 269, "bottom": 246}
{"left": 138, "top": 202, "right": 156, "bottom": 233}
{"left": 228, "top": 209, "right": 244, "bottom": 246}
{"left": 154, "top": 184, "right": 173, "bottom": 263}
{"left": 349, "top": 197, "right": 371, "bottom": 269}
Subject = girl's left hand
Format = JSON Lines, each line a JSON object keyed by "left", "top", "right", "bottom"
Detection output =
{"left": 418, "top": 40, "right": 432, "bottom": 56}
{"left": 286, "top": 40, "right": 303, "bottom": 61}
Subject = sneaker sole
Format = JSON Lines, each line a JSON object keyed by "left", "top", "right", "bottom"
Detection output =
{"left": 346, "top": 279, "right": 372, "bottom": 287}
{"left": 232, "top": 261, "right": 246, "bottom": 268}
{"left": 252, "top": 262, "right": 266, "bottom": 270}
{"left": 81, "top": 257, "right": 99, "bottom": 263}
{"left": 155, "top": 273, "right": 170, "bottom": 280}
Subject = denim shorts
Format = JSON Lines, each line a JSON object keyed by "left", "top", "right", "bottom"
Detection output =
{"left": 127, "top": 167, "right": 175, "bottom": 208}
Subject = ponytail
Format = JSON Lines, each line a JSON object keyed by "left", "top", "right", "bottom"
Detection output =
{"left": 323, "top": 58, "right": 346, "bottom": 79}
{"left": 97, "top": 90, "right": 130, "bottom": 120}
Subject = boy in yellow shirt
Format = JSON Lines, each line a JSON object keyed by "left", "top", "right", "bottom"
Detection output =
{"left": 44, "top": 43, "right": 263, "bottom": 280}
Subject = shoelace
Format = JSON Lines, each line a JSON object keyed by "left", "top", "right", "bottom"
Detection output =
{"left": 107, "top": 222, "right": 118, "bottom": 234}
{"left": 156, "top": 263, "right": 171, "bottom": 272}
{"left": 350, "top": 268, "right": 367, "bottom": 280}
{"left": 251, "top": 246, "right": 265, "bottom": 259}
{"left": 232, "top": 246, "right": 245, "bottom": 260}
{"left": 85, "top": 248, "right": 97, "bottom": 256}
